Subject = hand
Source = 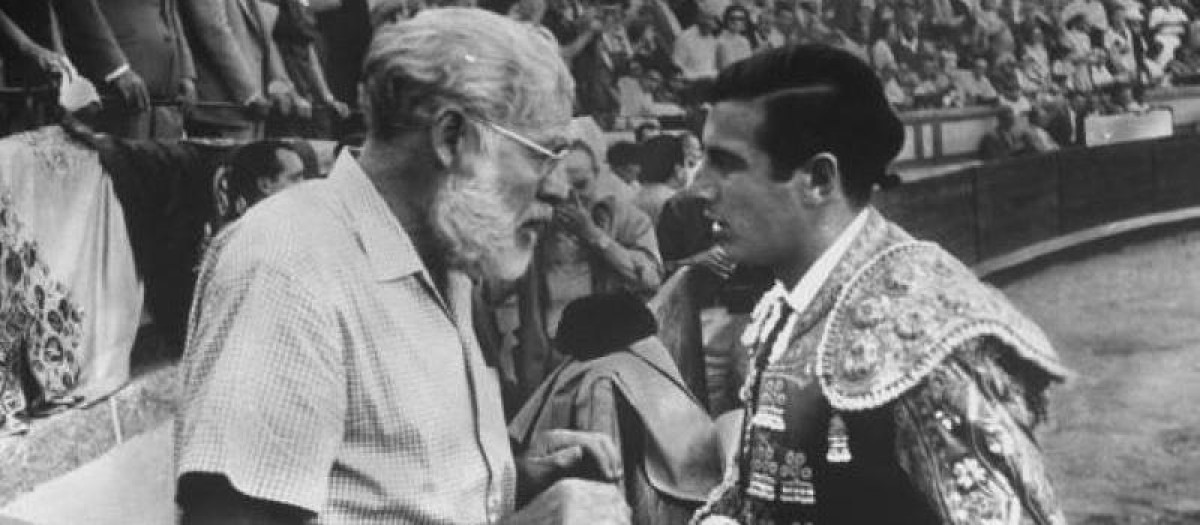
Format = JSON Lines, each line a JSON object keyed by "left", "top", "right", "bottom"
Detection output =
{"left": 501, "top": 478, "right": 629, "bottom": 525}
{"left": 691, "top": 246, "right": 735, "bottom": 278}
{"left": 178, "top": 78, "right": 197, "bottom": 114}
{"left": 21, "top": 44, "right": 69, "bottom": 79}
{"left": 293, "top": 95, "right": 313, "bottom": 119}
{"left": 324, "top": 97, "right": 351, "bottom": 119}
{"left": 553, "top": 197, "right": 602, "bottom": 245}
{"left": 516, "top": 429, "right": 623, "bottom": 504}
{"left": 245, "top": 94, "right": 272, "bottom": 120}
{"left": 269, "top": 90, "right": 296, "bottom": 118}
{"left": 111, "top": 70, "right": 150, "bottom": 112}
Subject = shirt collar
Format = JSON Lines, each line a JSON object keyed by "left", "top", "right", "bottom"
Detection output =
{"left": 328, "top": 151, "right": 425, "bottom": 282}
{"left": 771, "top": 207, "right": 871, "bottom": 314}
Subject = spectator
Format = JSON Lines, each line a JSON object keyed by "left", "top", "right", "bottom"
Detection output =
{"left": 892, "top": 1, "right": 926, "bottom": 69}
{"left": 912, "top": 54, "right": 959, "bottom": 108}
{"left": 979, "top": 106, "right": 1057, "bottom": 159}
{"left": 270, "top": 0, "right": 352, "bottom": 138}
{"left": 1148, "top": 0, "right": 1190, "bottom": 62}
{"left": 882, "top": 66, "right": 914, "bottom": 109}
{"left": 1019, "top": 25, "right": 1052, "bottom": 73}
{"left": 715, "top": 5, "right": 755, "bottom": 70}
{"left": 1042, "top": 91, "right": 1089, "bottom": 147}
{"left": 1061, "top": 13, "right": 1094, "bottom": 60}
{"left": 673, "top": 13, "right": 720, "bottom": 80}
{"left": 1114, "top": 83, "right": 1149, "bottom": 112}
{"left": 1060, "top": 0, "right": 1109, "bottom": 34}
{"left": 1167, "top": 22, "right": 1200, "bottom": 84}
{"left": 1087, "top": 48, "right": 1116, "bottom": 90}
{"left": 1105, "top": 2, "right": 1147, "bottom": 85}
{"left": 633, "top": 134, "right": 685, "bottom": 225}
{"left": 871, "top": 19, "right": 901, "bottom": 73}
{"left": 597, "top": 5, "right": 635, "bottom": 75}
{"left": 543, "top": 2, "right": 616, "bottom": 127}
{"left": 515, "top": 140, "right": 663, "bottom": 388}
{"left": 89, "top": 0, "right": 196, "bottom": 140}
{"left": 629, "top": 21, "right": 676, "bottom": 78}
{"left": 180, "top": 0, "right": 304, "bottom": 140}
{"left": 606, "top": 140, "right": 642, "bottom": 187}
{"left": 974, "top": 0, "right": 1017, "bottom": 61}
{"left": 680, "top": 130, "right": 703, "bottom": 186}
{"left": 956, "top": 57, "right": 1002, "bottom": 104}
{"left": 216, "top": 139, "right": 315, "bottom": 229}
{"left": 997, "top": 81, "right": 1033, "bottom": 115}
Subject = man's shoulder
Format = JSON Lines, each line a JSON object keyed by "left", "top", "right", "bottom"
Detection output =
{"left": 207, "top": 182, "right": 352, "bottom": 276}
{"left": 816, "top": 241, "right": 1070, "bottom": 410}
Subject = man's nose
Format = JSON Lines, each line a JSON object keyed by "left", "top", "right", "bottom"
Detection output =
{"left": 537, "top": 167, "right": 569, "bottom": 206}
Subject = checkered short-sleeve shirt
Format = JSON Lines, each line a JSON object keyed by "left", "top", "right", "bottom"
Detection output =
{"left": 175, "top": 153, "right": 515, "bottom": 524}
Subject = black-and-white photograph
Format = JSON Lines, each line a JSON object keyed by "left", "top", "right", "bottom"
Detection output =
{"left": 1, "top": 0, "right": 1198, "bottom": 523}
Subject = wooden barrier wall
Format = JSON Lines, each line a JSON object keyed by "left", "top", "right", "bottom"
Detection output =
{"left": 876, "top": 133, "right": 1200, "bottom": 266}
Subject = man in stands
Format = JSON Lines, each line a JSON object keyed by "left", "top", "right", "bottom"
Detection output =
{"left": 689, "top": 44, "right": 1069, "bottom": 524}
{"left": 175, "top": 9, "right": 629, "bottom": 524}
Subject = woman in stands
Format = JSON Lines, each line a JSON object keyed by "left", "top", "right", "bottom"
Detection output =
{"left": 715, "top": 5, "right": 756, "bottom": 70}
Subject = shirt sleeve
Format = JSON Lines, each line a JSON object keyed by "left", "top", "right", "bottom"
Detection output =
{"left": 892, "top": 340, "right": 1067, "bottom": 525}
{"left": 175, "top": 236, "right": 346, "bottom": 515}
{"left": 611, "top": 202, "right": 664, "bottom": 291}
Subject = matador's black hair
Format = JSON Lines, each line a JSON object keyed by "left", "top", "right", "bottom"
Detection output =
{"left": 709, "top": 44, "right": 905, "bottom": 204}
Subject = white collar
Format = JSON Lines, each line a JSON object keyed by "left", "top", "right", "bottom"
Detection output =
{"left": 775, "top": 207, "right": 871, "bottom": 314}
{"left": 742, "top": 208, "right": 871, "bottom": 365}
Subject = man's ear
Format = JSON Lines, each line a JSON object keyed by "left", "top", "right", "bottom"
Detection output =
{"left": 798, "top": 152, "right": 840, "bottom": 203}
{"left": 431, "top": 109, "right": 469, "bottom": 170}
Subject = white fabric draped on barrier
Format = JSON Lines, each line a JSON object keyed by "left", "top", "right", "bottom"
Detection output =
{"left": 0, "top": 126, "right": 143, "bottom": 403}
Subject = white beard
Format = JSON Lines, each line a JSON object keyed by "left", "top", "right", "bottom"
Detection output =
{"left": 430, "top": 165, "right": 536, "bottom": 282}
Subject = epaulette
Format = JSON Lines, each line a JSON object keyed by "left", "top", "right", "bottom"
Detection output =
{"left": 816, "top": 241, "right": 1071, "bottom": 411}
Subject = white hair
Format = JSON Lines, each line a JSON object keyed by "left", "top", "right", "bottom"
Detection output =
{"left": 362, "top": 8, "right": 575, "bottom": 138}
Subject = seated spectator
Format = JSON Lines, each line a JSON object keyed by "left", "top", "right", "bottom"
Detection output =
{"left": 871, "top": 19, "right": 901, "bottom": 73}
{"left": 511, "top": 140, "right": 663, "bottom": 394}
{"left": 956, "top": 57, "right": 1001, "bottom": 105}
{"left": 598, "top": 5, "right": 636, "bottom": 74}
{"left": 1149, "top": 0, "right": 1190, "bottom": 62}
{"left": 1060, "top": 0, "right": 1109, "bottom": 34}
{"left": 1087, "top": 48, "right": 1117, "bottom": 89}
{"left": 1020, "top": 25, "right": 1052, "bottom": 73}
{"left": 673, "top": 14, "right": 720, "bottom": 80}
{"left": 979, "top": 106, "right": 1058, "bottom": 160}
{"left": 997, "top": 82, "right": 1033, "bottom": 116}
{"left": 633, "top": 134, "right": 685, "bottom": 225}
{"left": 1105, "top": 3, "right": 1147, "bottom": 85}
{"left": 1113, "top": 83, "right": 1149, "bottom": 113}
{"left": 618, "top": 61, "right": 657, "bottom": 118}
{"left": 606, "top": 140, "right": 642, "bottom": 188}
{"left": 715, "top": 5, "right": 755, "bottom": 70}
{"left": 974, "top": 0, "right": 1016, "bottom": 60}
{"left": 1167, "top": 23, "right": 1200, "bottom": 84}
{"left": 1088, "top": 91, "right": 1116, "bottom": 116}
{"left": 1018, "top": 53, "right": 1053, "bottom": 95}
{"left": 218, "top": 139, "right": 316, "bottom": 224}
{"left": 1060, "top": 13, "right": 1093, "bottom": 61}
{"left": 1042, "top": 91, "right": 1089, "bottom": 147}
{"left": 629, "top": 21, "right": 677, "bottom": 78}
{"left": 882, "top": 66, "right": 915, "bottom": 109}
{"left": 912, "top": 54, "right": 960, "bottom": 108}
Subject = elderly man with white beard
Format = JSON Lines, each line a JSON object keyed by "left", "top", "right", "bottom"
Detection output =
{"left": 174, "top": 8, "right": 630, "bottom": 525}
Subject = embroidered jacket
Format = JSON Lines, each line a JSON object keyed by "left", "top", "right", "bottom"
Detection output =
{"left": 693, "top": 208, "right": 1070, "bottom": 525}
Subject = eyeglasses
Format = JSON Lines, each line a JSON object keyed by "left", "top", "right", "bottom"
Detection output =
{"left": 470, "top": 117, "right": 571, "bottom": 177}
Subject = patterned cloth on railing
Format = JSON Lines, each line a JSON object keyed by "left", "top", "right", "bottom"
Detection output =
{"left": 0, "top": 202, "right": 83, "bottom": 436}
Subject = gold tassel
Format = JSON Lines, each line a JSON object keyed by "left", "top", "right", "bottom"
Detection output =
{"left": 826, "top": 413, "right": 852, "bottom": 464}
